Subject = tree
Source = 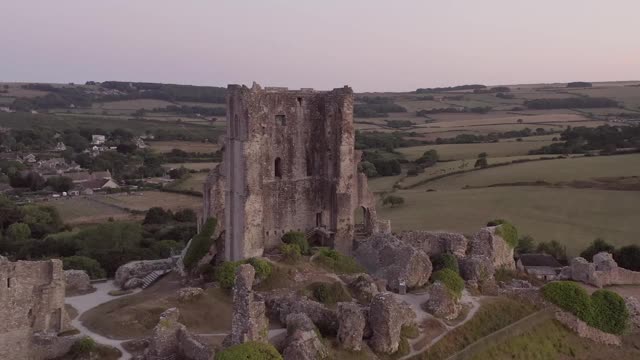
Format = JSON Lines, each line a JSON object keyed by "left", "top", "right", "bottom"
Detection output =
{"left": 63, "top": 255, "right": 106, "bottom": 279}
{"left": 46, "top": 176, "right": 73, "bottom": 192}
{"left": 0, "top": 195, "right": 23, "bottom": 230}
{"left": 358, "top": 161, "right": 379, "bottom": 178}
{"left": 416, "top": 149, "right": 439, "bottom": 168}
{"left": 580, "top": 238, "right": 615, "bottom": 261}
{"left": 474, "top": 157, "right": 488, "bottom": 168}
{"left": 615, "top": 245, "right": 640, "bottom": 271}
{"left": 173, "top": 208, "right": 197, "bottom": 223}
{"left": 382, "top": 195, "right": 405, "bottom": 207}
{"left": 143, "top": 207, "right": 173, "bottom": 225}
{"left": 537, "top": 240, "right": 567, "bottom": 264}
{"left": 63, "top": 133, "right": 90, "bottom": 152}
{"left": 168, "top": 167, "right": 189, "bottom": 180}
{"left": 7, "top": 223, "right": 31, "bottom": 242}
{"left": 516, "top": 235, "right": 536, "bottom": 255}
{"left": 22, "top": 205, "right": 64, "bottom": 239}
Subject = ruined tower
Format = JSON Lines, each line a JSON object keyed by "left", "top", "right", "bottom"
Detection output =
{"left": 204, "top": 83, "right": 384, "bottom": 261}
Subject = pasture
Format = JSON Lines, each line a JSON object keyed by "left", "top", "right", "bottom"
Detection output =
{"left": 48, "top": 197, "right": 132, "bottom": 224}
{"left": 398, "top": 139, "right": 558, "bottom": 161}
{"left": 149, "top": 140, "right": 218, "bottom": 153}
{"left": 96, "top": 191, "right": 201, "bottom": 212}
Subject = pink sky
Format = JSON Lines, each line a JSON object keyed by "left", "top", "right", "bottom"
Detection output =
{"left": 1, "top": 0, "right": 639, "bottom": 92}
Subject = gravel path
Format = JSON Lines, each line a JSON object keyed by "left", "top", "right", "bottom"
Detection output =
{"left": 65, "top": 281, "right": 141, "bottom": 360}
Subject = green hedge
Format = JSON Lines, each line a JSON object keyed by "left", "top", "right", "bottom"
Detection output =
{"left": 542, "top": 282, "right": 629, "bottom": 335}
{"left": 281, "top": 231, "right": 309, "bottom": 255}
{"left": 183, "top": 218, "right": 217, "bottom": 270}
{"left": 308, "top": 281, "right": 352, "bottom": 306}
{"left": 433, "top": 269, "right": 465, "bottom": 298}
{"left": 215, "top": 341, "right": 282, "bottom": 360}
{"left": 62, "top": 255, "right": 106, "bottom": 279}
{"left": 215, "top": 258, "right": 273, "bottom": 290}
{"left": 280, "top": 243, "right": 301, "bottom": 263}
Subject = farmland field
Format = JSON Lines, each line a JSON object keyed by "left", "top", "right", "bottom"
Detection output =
{"left": 97, "top": 191, "right": 201, "bottom": 212}
{"left": 162, "top": 162, "right": 216, "bottom": 171}
{"left": 48, "top": 197, "right": 132, "bottom": 224}
{"left": 149, "top": 140, "right": 218, "bottom": 153}
{"left": 170, "top": 173, "right": 209, "bottom": 194}
{"left": 398, "top": 139, "right": 559, "bottom": 161}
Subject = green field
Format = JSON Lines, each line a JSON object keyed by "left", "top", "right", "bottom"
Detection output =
{"left": 398, "top": 139, "right": 559, "bottom": 161}
{"left": 377, "top": 186, "right": 640, "bottom": 255}
{"left": 48, "top": 197, "right": 131, "bottom": 224}
{"left": 97, "top": 191, "right": 201, "bottom": 212}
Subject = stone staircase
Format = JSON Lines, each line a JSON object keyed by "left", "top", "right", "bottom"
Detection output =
{"left": 141, "top": 269, "right": 171, "bottom": 289}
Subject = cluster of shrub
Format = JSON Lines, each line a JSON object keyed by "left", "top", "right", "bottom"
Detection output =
{"left": 100, "top": 81, "right": 227, "bottom": 103}
{"left": 431, "top": 253, "right": 465, "bottom": 298}
{"left": 530, "top": 125, "right": 640, "bottom": 155}
{"left": 567, "top": 82, "right": 593, "bottom": 88}
{"left": 525, "top": 97, "right": 618, "bottom": 110}
{"left": 384, "top": 120, "right": 415, "bottom": 129}
{"left": 359, "top": 150, "right": 402, "bottom": 177}
{"left": 578, "top": 238, "right": 640, "bottom": 271}
{"left": 355, "top": 131, "right": 425, "bottom": 150}
{"left": 542, "top": 281, "right": 628, "bottom": 335}
{"left": 406, "top": 149, "right": 439, "bottom": 176}
{"left": 433, "top": 127, "right": 554, "bottom": 145}
{"left": 11, "top": 84, "right": 94, "bottom": 111}
{"left": 415, "top": 84, "right": 487, "bottom": 93}
{"left": 473, "top": 86, "right": 511, "bottom": 94}
{"left": 415, "top": 106, "right": 492, "bottom": 115}
{"left": 354, "top": 102, "right": 407, "bottom": 118}
{"left": 0, "top": 197, "right": 194, "bottom": 278}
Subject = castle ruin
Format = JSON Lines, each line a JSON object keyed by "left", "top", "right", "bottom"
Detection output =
{"left": 204, "top": 83, "right": 385, "bottom": 261}
{"left": 0, "top": 257, "right": 71, "bottom": 360}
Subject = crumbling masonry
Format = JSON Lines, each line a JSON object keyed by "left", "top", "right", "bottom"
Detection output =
{"left": 0, "top": 257, "right": 71, "bottom": 360}
{"left": 204, "top": 83, "right": 385, "bottom": 260}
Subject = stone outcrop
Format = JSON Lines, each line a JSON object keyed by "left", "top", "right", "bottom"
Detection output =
{"left": 467, "top": 226, "right": 515, "bottom": 270}
{"left": 567, "top": 252, "right": 640, "bottom": 288}
{"left": 178, "top": 287, "right": 204, "bottom": 303}
{"left": 337, "top": 302, "right": 366, "bottom": 351}
{"left": 282, "top": 313, "right": 329, "bottom": 360}
{"left": 625, "top": 297, "right": 640, "bottom": 329}
{"left": 114, "top": 258, "right": 173, "bottom": 289}
{"left": 459, "top": 255, "right": 495, "bottom": 281}
{"left": 397, "top": 231, "right": 468, "bottom": 258}
{"left": 423, "top": 281, "right": 461, "bottom": 320}
{"left": 225, "top": 264, "right": 268, "bottom": 347}
{"left": 341, "top": 273, "right": 379, "bottom": 303}
{"left": 64, "top": 269, "right": 92, "bottom": 294}
{"left": 144, "top": 308, "right": 214, "bottom": 360}
{"left": 204, "top": 83, "right": 386, "bottom": 261}
{"left": 354, "top": 233, "right": 432, "bottom": 292}
{"left": 265, "top": 292, "right": 339, "bottom": 335}
{"left": 554, "top": 310, "right": 621, "bottom": 346}
{"left": 368, "top": 292, "right": 416, "bottom": 354}
{"left": 0, "top": 257, "right": 71, "bottom": 360}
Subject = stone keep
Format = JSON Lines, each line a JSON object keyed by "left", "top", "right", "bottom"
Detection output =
{"left": 204, "top": 83, "right": 381, "bottom": 260}
{"left": 0, "top": 257, "right": 70, "bottom": 360}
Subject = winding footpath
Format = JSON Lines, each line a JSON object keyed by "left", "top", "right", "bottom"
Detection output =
{"left": 65, "top": 281, "right": 141, "bottom": 360}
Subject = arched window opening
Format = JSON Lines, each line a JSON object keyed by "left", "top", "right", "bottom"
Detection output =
{"left": 275, "top": 157, "right": 282, "bottom": 178}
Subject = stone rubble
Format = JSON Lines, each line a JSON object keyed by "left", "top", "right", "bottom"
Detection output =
{"left": 178, "top": 287, "right": 205, "bottom": 303}
{"left": 114, "top": 258, "right": 173, "bottom": 289}
{"left": 265, "top": 292, "right": 339, "bottom": 335}
{"left": 367, "top": 292, "right": 416, "bottom": 354}
{"left": 422, "top": 281, "right": 461, "bottom": 320}
{"left": 282, "top": 313, "right": 329, "bottom": 360}
{"left": 64, "top": 269, "right": 92, "bottom": 294}
{"left": 337, "top": 302, "right": 366, "bottom": 351}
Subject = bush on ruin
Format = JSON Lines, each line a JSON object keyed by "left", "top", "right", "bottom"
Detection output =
{"left": 215, "top": 258, "right": 273, "bottom": 290}
{"left": 183, "top": 218, "right": 217, "bottom": 270}
{"left": 281, "top": 231, "right": 309, "bottom": 255}
{"left": 246, "top": 257, "right": 273, "bottom": 282}
{"left": 308, "top": 281, "right": 352, "bottom": 306}
{"left": 433, "top": 253, "right": 459, "bottom": 274}
{"left": 492, "top": 220, "right": 518, "bottom": 248}
{"left": 589, "top": 290, "right": 629, "bottom": 335}
{"left": 433, "top": 269, "right": 465, "bottom": 299}
{"left": 314, "top": 248, "right": 365, "bottom": 274}
{"left": 215, "top": 341, "right": 283, "bottom": 360}
{"left": 70, "top": 337, "right": 97, "bottom": 356}
{"left": 280, "top": 243, "right": 301, "bottom": 263}
{"left": 542, "top": 281, "right": 592, "bottom": 321}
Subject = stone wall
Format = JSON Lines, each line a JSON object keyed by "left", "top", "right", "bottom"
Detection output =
{"left": 568, "top": 252, "right": 640, "bottom": 288}
{"left": 226, "top": 264, "right": 268, "bottom": 347}
{"left": 203, "top": 83, "right": 384, "bottom": 261}
{"left": 114, "top": 258, "right": 173, "bottom": 289}
{"left": 554, "top": 310, "right": 621, "bottom": 346}
{"left": 0, "top": 257, "right": 70, "bottom": 360}
{"left": 396, "top": 231, "right": 468, "bottom": 258}
{"left": 467, "top": 226, "right": 515, "bottom": 270}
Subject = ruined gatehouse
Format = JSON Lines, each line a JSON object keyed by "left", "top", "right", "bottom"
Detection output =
{"left": 204, "top": 83, "right": 385, "bottom": 261}
{"left": 0, "top": 257, "right": 72, "bottom": 360}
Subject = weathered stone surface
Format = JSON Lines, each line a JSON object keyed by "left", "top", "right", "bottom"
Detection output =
{"left": 265, "top": 292, "right": 338, "bottom": 335}
{"left": 593, "top": 252, "right": 617, "bottom": 272}
{"left": 64, "top": 269, "right": 92, "bottom": 294}
{"left": 203, "top": 84, "right": 386, "bottom": 261}
{"left": 397, "top": 231, "right": 468, "bottom": 258}
{"left": 554, "top": 310, "right": 621, "bottom": 346}
{"left": 423, "top": 281, "right": 461, "bottom": 320}
{"left": 114, "top": 258, "right": 173, "bottom": 289}
{"left": 569, "top": 257, "right": 597, "bottom": 285}
{"left": 568, "top": 252, "right": 640, "bottom": 288}
{"left": 178, "top": 287, "right": 205, "bottom": 303}
{"left": 146, "top": 308, "right": 184, "bottom": 359}
{"left": 0, "top": 257, "right": 71, "bottom": 360}
{"left": 625, "top": 296, "right": 640, "bottom": 329}
{"left": 467, "top": 226, "right": 515, "bottom": 270}
{"left": 368, "top": 292, "right": 416, "bottom": 354}
{"left": 31, "top": 332, "right": 84, "bottom": 360}
{"left": 225, "top": 264, "right": 268, "bottom": 347}
{"left": 178, "top": 329, "right": 215, "bottom": 360}
{"left": 354, "top": 233, "right": 432, "bottom": 292}
{"left": 124, "top": 278, "right": 144, "bottom": 290}
{"left": 337, "top": 302, "right": 366, "bottom": 351}
{"left": 459, "top": 255, "right": 495, "bottom": 281}
{"left": 341, "top": 273, "right": 379, "bottom": 304}
{"left": 282, "top": 313, "right": 329, "bottom": 360}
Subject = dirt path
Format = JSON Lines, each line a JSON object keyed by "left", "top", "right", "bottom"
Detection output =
{"left": 66, "top": 281, "right": 141, "bottom": 360}
{"left": 394, "top": 290, "right": 482, "bottom": 360}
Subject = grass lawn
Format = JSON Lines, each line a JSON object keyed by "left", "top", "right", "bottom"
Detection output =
{"left": 97, "top": 191, "right": 201, "bottom": 212}
{"left": 418, "top": 154, "right": 640, "bottom": 190}
{"left": 470, "top": 319, "right": 640, "bottom": 360}
{"left": 378, "top": 186, "right": 640, "bottom": 255}
{"left": 79, "top": 274, "right": 233, "bottom": 339}
{"left": 48, "top": 197, "right": 131, "bottom": 224}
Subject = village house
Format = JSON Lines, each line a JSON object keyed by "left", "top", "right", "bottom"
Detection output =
{"left": 91, "top": 134, "right": 106, "bottom": 145}
{"left": 516, "top": 253, "right": 563, "bottom": 281}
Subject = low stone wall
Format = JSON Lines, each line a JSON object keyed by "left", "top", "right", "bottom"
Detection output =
{"left": 554, "top": 310, "right": 621, "bottom": 346}
{"left": 568, "top": 252, "right": 640, "bottom": 288}
{"left": 31, "top": 332, "right": 84, "bottom": 360}
{"left": 396, "top": 231, "right": 467, "bottom": 258}
{"left": 178, "top": 329, "right": 213, "bottom": 360}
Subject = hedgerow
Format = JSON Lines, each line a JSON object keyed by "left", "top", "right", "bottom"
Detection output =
{"left": 183, "top": 218, "right": 217, "bottom": 270}
{"left": 433, "top": 269, "right": 465, "bottom": 298}
{"left": 215, "top": 341, "right": 282, "bottom": 360}
{"left": 308, "top": 281, "right": 352, "bottom": 306}
{"left": 542, "top": 282, "right": 629, "bottom": 335}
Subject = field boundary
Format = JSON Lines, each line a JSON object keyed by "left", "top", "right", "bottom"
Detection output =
{"left": 444, "top": 307, "right": 554, "bottom": 360}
